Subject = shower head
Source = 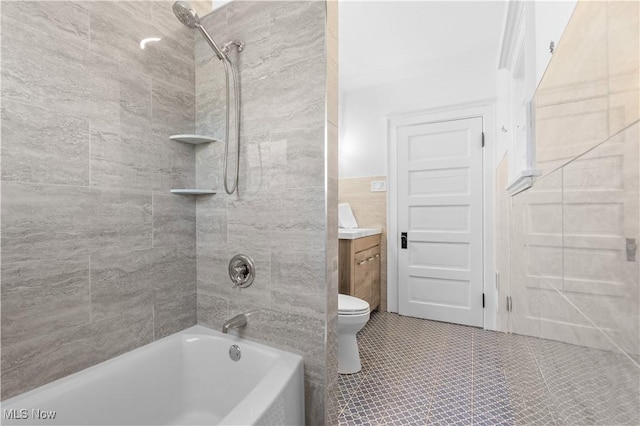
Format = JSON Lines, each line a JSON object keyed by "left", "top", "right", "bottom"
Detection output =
{"left": 172, "top": 0, "right": 228, "bottom": 62}
{"left": 172, "top": 1, "right": 199, "bottom": 28}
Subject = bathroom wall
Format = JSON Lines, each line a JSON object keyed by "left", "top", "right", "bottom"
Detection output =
{"left": 495, "top": 155, "right": 510, "bottom": 333}
{"left": 1, "top": 1, "right": 211, "bottom": 400}
{"left": 501, "top": 0, "right": 639, "bottom": 356}
{"left": 339, "top": 63, "right": 498, "bottom": 179}
{"left": 338, "top": 176, "right": 388, "bottom": 311}
{"left": 192, "top": 2, "right": 337, "bottom": 424}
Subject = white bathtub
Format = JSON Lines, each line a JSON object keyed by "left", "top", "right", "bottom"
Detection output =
{"left": 1, "top": 325, "right": 304, "bottom": 425}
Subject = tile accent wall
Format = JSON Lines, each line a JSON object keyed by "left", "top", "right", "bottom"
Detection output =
{"left": 192, "top": 2, "right": 335, "bottom": 424}
{"left": 339, "top": 176, "right": 388, "bottom": 311}
{"left": 0, "top": 1, "right": 211, "bottom": 400}
{"left": 498, "top": 0, "right": 639, "bottom": 363}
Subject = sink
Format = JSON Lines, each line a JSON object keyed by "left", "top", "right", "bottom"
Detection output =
{"left": 338, "top": 228, "right": 382, "bottom": 240}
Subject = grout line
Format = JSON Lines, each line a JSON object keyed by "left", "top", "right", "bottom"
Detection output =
{"left": 424, "top": 322, "right": 450, "bottom": 423}
{"left": 525, "top": 337, "right": 558, "bottom": 426}
{"left": 88, "top": 120, "right": 92, "bottom": 186}
{"left": 471, "top": 328, "right": 475, "bottom": 425}
{"left": 88, "top": 255, "right": 92, "bottom": 323}
{"left": 151, "top": 191, "right": 155, "bottom": 248}
{"left": 152, "top": 304, "right": 155, "bottom": 342}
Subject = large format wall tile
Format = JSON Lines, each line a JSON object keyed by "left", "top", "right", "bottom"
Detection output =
{"left": 1, "top": 257, "right": 91, "bottom": 346}
{"left": 326, "top": 15, "right": 339, "bottom": 398}
{"left": 152, "top": 192, "right": 196, "bottom": 247}
{"left": 1, "top": 183, "right": 152, "bottom": 263}
{"left": 1, "top": 1, "right": 90, "bottom": 43}
{"left": 152, "top": 79, "right": 195, "bottom": 140}
{"left": 271, "top": 250, "right": 326, "bottom": 318}
{"left": 1, "top": 16, "right": 118, "bottom": 121}
{"left": 194, "top": 2, "right": 331, "bottom": 424}
{"left": 154, "top": 293, "right": 197, "bottom": 340}
{"left": 91, "top": 246, "right": 196, "bottom": 322}
{"left": 90, "top": 120, "right": 169, "bottom": 191}
{"left": 1, "top": 1, "right": 200, "bottom": 399}
{"left": 1, "top": 308, "right": 153, "bottom": 400}
{"left": 1, "top": 100, "right": 90, "bottom": 185}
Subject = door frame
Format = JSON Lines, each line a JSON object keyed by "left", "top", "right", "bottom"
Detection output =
{"left": 387, "top": 100, "right": 497, "bottom": 330}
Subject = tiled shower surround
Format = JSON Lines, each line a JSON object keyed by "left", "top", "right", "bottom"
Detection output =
{"left": 1, "top": 1, "right": 211, "bottom": 400}
{"left": 1, "top": 1, "right": 338, "bottom": 423}
{"left": 192, "top": 2, "right": 338, "bottom": 423}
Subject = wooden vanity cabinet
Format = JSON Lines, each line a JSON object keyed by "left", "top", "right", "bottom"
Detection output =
{"left": 339, "top": 234, "right": 381, "bottom": 311}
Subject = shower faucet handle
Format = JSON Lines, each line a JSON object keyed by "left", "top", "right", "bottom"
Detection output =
{"left": 228, "top": 254, "right": 255, "bottom": 288}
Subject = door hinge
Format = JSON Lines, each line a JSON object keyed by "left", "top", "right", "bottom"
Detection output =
{"left": 506, "top": 296, "right": 513, "bottom": 312}
{"left": 481, "top": 132, "right": 485, "bottom": 148}
{"left": 482, "top": 293, "right": 485, "bottom": 308}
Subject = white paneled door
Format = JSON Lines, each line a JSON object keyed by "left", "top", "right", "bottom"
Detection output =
{"left": 398, "top": 117, "right": 484, "bottom": 327}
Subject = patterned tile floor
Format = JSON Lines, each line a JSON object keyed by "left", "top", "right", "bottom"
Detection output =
{"left": 337, "top": 311, "right": 640, "bottom": 425}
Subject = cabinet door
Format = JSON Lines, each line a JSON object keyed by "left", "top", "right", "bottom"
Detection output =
{"left": 369, "top": 245, "right": 381, "bottom": 310}
{"left": 354, "top": 248, "right": 373, "bottom": 303}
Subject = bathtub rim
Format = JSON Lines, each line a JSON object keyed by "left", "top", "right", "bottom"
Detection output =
{"left": 1, "top": 324, "right": 305, "bottom": 425}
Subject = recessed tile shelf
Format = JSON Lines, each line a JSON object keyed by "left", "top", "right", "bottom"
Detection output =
{"left": 170, "top": 189, "right": 216, "bottom": 195}
{"left": 169, "top": 134, "right": 218, "bottom": 145}
{"left": 169, "top": 135, "right": 217, "bottom": 195}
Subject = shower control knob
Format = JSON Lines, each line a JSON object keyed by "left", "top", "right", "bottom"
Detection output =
{"left": 228, "top": 254, "right": 255, "bottom": 288}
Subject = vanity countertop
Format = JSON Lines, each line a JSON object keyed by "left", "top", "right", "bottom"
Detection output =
{"left": 338, "top": 228, "right": 382, "bottom": 240}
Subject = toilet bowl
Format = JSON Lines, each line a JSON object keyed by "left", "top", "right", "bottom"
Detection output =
{"left": 337, "top": 294, "right": 370, "bottom": 374}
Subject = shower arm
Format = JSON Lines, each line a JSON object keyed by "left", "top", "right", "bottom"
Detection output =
{"left": 222, "top": 40, "right": 246, "bottom": 55}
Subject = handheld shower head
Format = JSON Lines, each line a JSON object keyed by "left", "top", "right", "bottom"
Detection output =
{"left": 170, "top": 1, "right": 243, "bottom": 195}
{"left": 172, "top": 1, "right": 199, "bottom": 28}
{"left": 172, "top": 1, "right": 227, "bottom": 61}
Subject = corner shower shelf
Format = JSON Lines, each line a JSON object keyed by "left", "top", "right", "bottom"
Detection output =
{"left": 169, "top": 134, "right": 218, "bottom": 145}
{"left": 170, "top": 189, "right": 216, "bottom": 195}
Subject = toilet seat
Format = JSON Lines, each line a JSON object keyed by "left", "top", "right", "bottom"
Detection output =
{"left": 338, "top": 294, "right": 370, "bottom": 316}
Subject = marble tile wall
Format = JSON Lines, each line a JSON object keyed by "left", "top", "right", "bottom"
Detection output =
{"left": 192, "top": 2, "right": 334, "bottom": 424}
{"left": 0, "top": 1, "right": 211, "bottom": 400}
{"left": 338, "top": 176, "right": 388, "bottom": 311}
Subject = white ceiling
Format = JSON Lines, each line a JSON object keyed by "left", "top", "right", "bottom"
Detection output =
{"left": 339, "top": 1, "right": 506, "bottom": 92}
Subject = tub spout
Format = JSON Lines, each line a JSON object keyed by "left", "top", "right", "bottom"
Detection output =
{"left": 222, "top": 313, "right": 247, "bottom": 334}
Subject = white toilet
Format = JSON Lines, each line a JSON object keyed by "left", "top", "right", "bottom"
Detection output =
{"left": 337, "top": 294, "right": 370, "bottom": 374}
